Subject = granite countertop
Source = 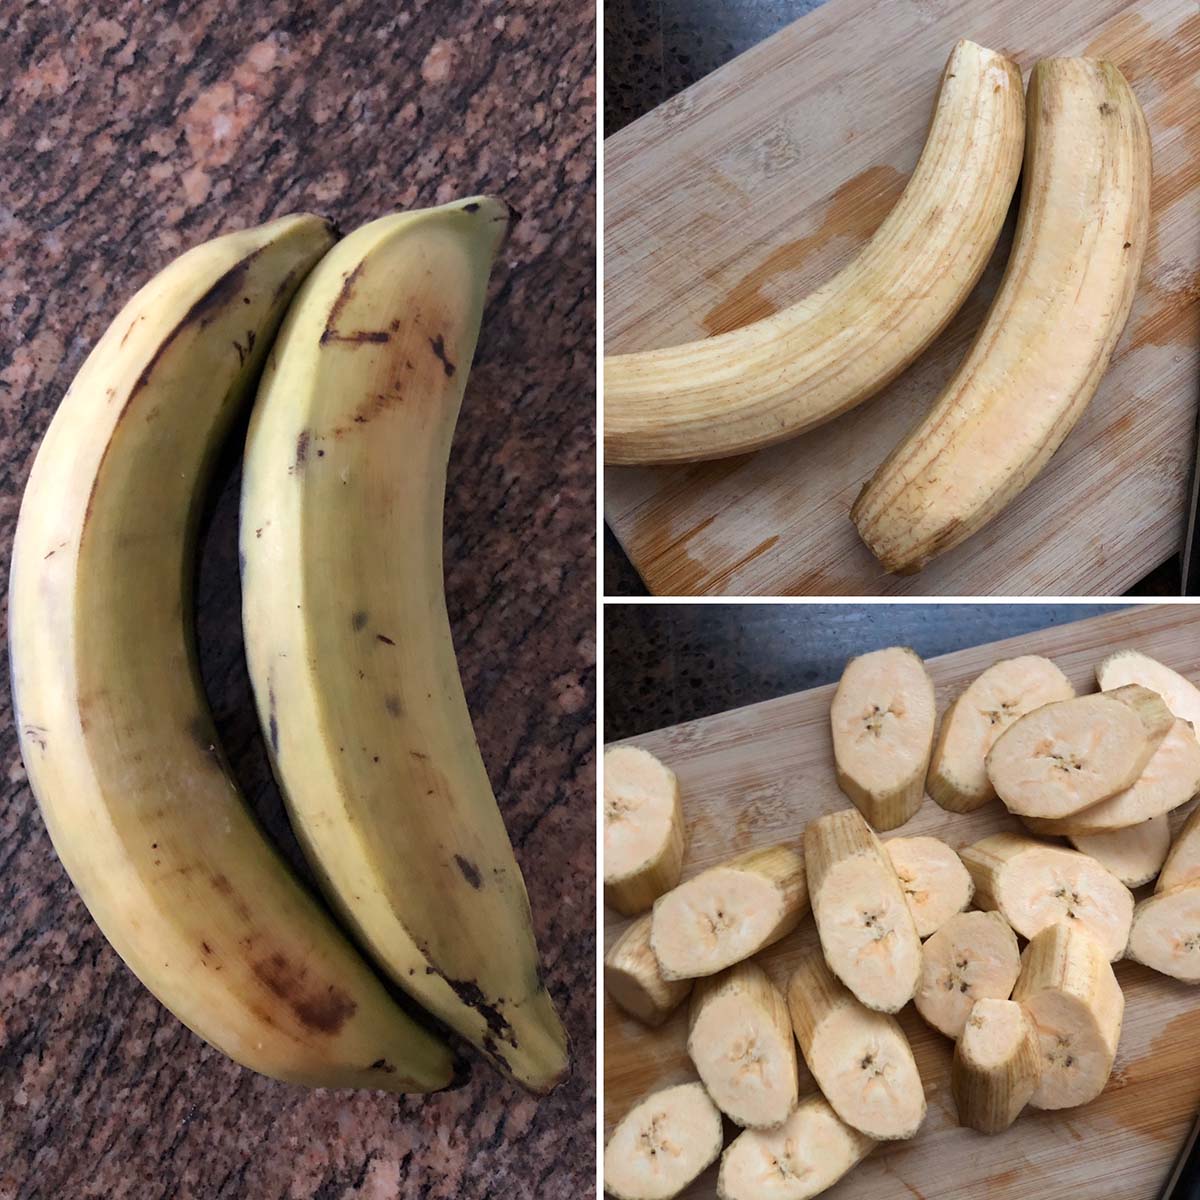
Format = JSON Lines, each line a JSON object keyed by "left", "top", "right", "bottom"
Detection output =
{"left": 0, "top": 3, "right": 595, "bottom": 1197}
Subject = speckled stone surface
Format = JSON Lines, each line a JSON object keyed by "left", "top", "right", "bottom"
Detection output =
{"left": 603, "top": 604, "right": 1128, "bottom": 741}
{"left": 0, "top": 3, "right": 595, "bottom": 1197}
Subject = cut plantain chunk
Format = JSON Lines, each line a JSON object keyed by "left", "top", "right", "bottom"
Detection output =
{"left": 831, "top": 647, "right": 936, "bottom": 830}
{"left": 928, "top": 656, "right": 1075, "bottom": 813}
{"left": 986, "top": 686, "right": 1173, "bottom": 819}
{"left": 605, "top": 746, "right": 687, "bottom": 916}
{"left": 914, "top": 911, "right": 1021, "bottom": 1040}
{"left": 787, "top": 950, "right": 926, "bottom": 1141}
{"left": 1068, "top": 817, "right": 1171, "bottom": 888}
{"left": 886, "top": 836, "right": 974, "bottom": 938}
{"left": 604, "top": 1081, "right": 725, "bottom": 1200}
{"left": 1012, "top": 922, "right": 1124, "bottom": 1110}
{"left": 688, "top": 961, "right": 799, "bottom": 1129}
{"left": 652, "top": 845, "right": 808, "bottom": 981}
{"left": 1024, "top": 720, "right": 1200, "bottom": 836}
{"left": 1096, "top": 651, "right": 1200, "bottom": 739}
{"left": 952, "top": 998, "right": 1041, "bottom": 1133}
{"left": 606, "top": 915, "right": 694, "bottom": 1027}
{"left": 1127, "top": 883, "right": 1200, "bottom": 982}
{"left": 961, "top": 834, "right": 1133, "bottom": 961}
{"left": 1158, "top": 806, "right": 1200, "bottom": 892}
{"left": 806, "top": 810, "right": 921, "bottom": 1012}
{"left": 717, "top": 1094, "right": 875, "bottom": 1200}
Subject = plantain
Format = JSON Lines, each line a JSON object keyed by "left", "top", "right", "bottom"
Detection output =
{"left": 239, "top": 197, "right": 569, "bottom": 1093}
{"left": 603, "top": 39, "right": 1024, "bottom": 465}
{"left": 854, "top": 57, "right": 1152, "bottom": 572}
{"left": 9, "top": 215, "right": 452, "bottom": 1091}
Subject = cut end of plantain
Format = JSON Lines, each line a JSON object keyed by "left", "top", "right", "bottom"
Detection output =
{"left": 914, "top": 910, "right": 1021, "bottom": 1041}
{"left": 651, "top": 845, "right": 808, "bottom": 981}
{"left": 985, "top": 688, "right": 1172, "bottom": 819}
{"left": 716, "top": 1094, "right": 875, "bottom": 1200}
{"left": 952, "top": 998, "right": 1041, "bottom": 1134}
{"left": 604, "top": 1081, "right": 725, "bottom": 1200}
{"left": 1012, "top": 922, "right": 1124, "bottom": 1110}
{"left": 1068, "top": 817, "right": 1170, "bottom": 888}
{"left": 806, "top": 810, "right": 921, "bottom": 1012}
{"left": 606, "top": 914, "right": 694, "bottom": 1027}
{"left": 886, "top": 835, "right": 974, "bottom": 938}
{"left": 961, "top": 834, "right": 1133, "bottom": 961}
{"left": 830, "top": 648, "right": 936, "bottom": 830}
{"left": 1158, "top": 805, "right": 1200, "bottom": 892}
{"left": 688, "top": 961, "right": 799, "bottom": 1129}
{"left": 1025, "top": 720, "right": 1200, "bottom": 836}
{"left": 605, "top": 745, "right": 686, "bottom": 916}
{"left": 1127, "top": 883, "right": 1200, "bottom": 983}
{"left": 787, "top": 951, "right": 926, "bottom": 1141}
{"left": 928, "top": 656, "right": 1076, "bottom": 813}
{"left": 1097, "top": 651, "right": 1200, "bottom": 741}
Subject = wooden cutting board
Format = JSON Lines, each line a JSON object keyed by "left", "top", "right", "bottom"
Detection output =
{"left": 604, "top": 605, "right": 1200, "bottom": 1199}
{"left": 604, "top": 0, "right": 1200, "bottom": 596}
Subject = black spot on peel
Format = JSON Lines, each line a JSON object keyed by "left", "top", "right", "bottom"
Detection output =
{"left": 252, "top": 952, "right": 357, "bottom": 1034}
{"left": 83, "top": 251, "right": 265, "bottom": 528}
{"left": 455, "top": 855, "right": 482, "bottom": 889}
{"left": 352, "top": 610, "right": 368, "bottom": 631}
{"left": 189, "top": 255, "right": 259, "bottom": 329}
{"left": 463, "top": 202, "right": 480, "bottom": 213}
{"left": 1124, "top": 241, "right": 1132, "bottom": 249}
{"left": 268, "top": 684, "right": 279, "bottom": 754}
{"left": 272, "top": 261, "right": 305, "bottom": 304}
{"left": 201, "top": 941, "right": 213, "bottom": 955}
{"left": 321, "top": 329, "right": 391, "bottom": 346}
{"left": 384, "top": 694, "right": 402, "bottom": 718}
{"left": 428, "top": 335, "right": 456, "bottom": 377}
{"left": 210, "top": 873, "right": 252, "bottom": 921}
{"left": 319, "top": 262, "right": 393, "bottom": 345}
{"left": 369, "top": 1059, "right": 396, "bottom": 1074}
{"left": 377, "top": 633, "right": 395, "bottom": 646}
{"left": 425, "top": 967, "right": 516, "bottom": 1048}
{"left": 1099, "top": 101, "right": 1115, "bottom": 115}
{"left": 294, "top": 431, "right": 310, "bottom": 470}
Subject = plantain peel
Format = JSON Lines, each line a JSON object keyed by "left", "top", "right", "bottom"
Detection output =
{"left": 239, "top": 197, "right": 569, "bottom": 1094}
{"left": 10, "top": 215, "right": 453, "bottom": 1092}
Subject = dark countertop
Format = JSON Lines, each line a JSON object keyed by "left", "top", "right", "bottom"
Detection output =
{"left": 604, "top": 603, "right": 1128, "bottom": 741}
{"left": 0, "top": 4, "right": 595, "bottom": 1197}
{"left": 601, "top": 0, "right": 1182, "bottom": 598}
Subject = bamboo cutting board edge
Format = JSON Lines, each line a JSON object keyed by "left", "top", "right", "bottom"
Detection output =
{"left": 602, "top": 605, "right": 1200, "bottom": 1200}
{"left": 603, "top": 0, "right": 1200, "bottom": 597}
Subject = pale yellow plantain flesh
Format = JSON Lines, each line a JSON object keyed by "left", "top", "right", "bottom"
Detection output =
{"left": 9, "top": 216, "right": 452, "bottom": 1091}
{"left": 854, "top": 57, "right": 1152, "bottom": 573}
{"left": 239, "top": 198, "right": 568, "bottom": 1092}
{"left": 603, "top": 39, "right": 1024, "bottom": 465}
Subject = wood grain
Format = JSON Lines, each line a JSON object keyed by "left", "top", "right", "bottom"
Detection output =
{"left": 604, "top": 0, "right": 1200, "bottom": 596}
{"left": 603, "top": 606, "right": 1200, "bottom": 1199}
